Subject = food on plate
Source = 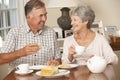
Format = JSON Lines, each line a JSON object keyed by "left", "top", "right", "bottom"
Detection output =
{"left": 60, "top": 62, "right": 70, "bottom": 68}
{"left": 41, "top": 66, "right": 58, "bottom": 76}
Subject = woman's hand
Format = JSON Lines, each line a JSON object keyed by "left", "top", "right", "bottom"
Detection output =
{"left": 68, "top": 45, "right": 76, "bottom": 62}
{"left": 85, "top": 55, "right": 94, "bottom": 62}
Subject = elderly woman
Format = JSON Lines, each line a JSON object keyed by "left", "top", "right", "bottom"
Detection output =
{"left": 62, "top": 5, "right": 118, "bottom": 65}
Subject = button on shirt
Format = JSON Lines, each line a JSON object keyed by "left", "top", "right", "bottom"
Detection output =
{"left": 0, "top": 25, "right": 61, "bottom": 68}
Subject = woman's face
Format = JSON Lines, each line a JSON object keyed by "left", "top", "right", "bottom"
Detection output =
{"left": 71, "top": 15, "right": 87, "bottom": 33}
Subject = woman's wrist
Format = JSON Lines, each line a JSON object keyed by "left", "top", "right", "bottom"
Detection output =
{"left": 68, "top": 54, "right": 74, "bottom": 62}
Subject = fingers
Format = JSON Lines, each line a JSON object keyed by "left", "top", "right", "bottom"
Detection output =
{"left": 67, "top": 45, "right": 76, "bottom": 62}
{"left": 69, "top": 45, "right": 76, "bottom": 54}
{"left": 47, "top": 60, "right": 59, "bottom": 66}
{"left": 23, "top": 44, "right": 41, "bottom": 55}
{"left": 71, "top": 44, "right": 75, "bottom": 48}
{"left": 28, "top": 46, "right": 40, "bottom": 52}
{"left": 85, "top": 55, "right": 94, "bottom": 62}
{"left": 29, "top": 44, "right": 41, "bottom": 49}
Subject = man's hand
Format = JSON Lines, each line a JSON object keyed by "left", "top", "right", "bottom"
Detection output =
{"left": 20, "top": 43, "right": 40, "bottom": 56}
{"left": 47, "top": 60, "right": 59, "bottom": 66}
{"left": 47, "top": 59, "right": 61, "bottom": 66}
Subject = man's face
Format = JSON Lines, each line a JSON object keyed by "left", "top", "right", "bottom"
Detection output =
{"left": 27, "top": 7, "right": 47, "bottom": 31}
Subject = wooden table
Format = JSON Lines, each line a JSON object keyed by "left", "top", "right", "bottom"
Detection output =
{"left": 3, "top": 65, "right": 117, "bottom": 80}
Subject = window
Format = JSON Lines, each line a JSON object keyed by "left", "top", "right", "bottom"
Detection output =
{"left": 0, "top": 0, "right": 18, "bottom": 40}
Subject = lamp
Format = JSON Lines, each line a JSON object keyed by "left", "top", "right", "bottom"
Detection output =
{"left": 47, "top": 0, "right": 78, "bottom": 30}
{"left": 47, "top": 0, "right": 78, "bottom": 8}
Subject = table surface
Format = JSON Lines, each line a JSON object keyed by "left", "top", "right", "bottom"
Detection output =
{"left": 3, "top": 64, "right": 119, "bottom": 80}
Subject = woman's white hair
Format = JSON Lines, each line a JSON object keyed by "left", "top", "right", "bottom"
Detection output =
{"left": 70, "top": 4, "right": 95, "bottom": 29}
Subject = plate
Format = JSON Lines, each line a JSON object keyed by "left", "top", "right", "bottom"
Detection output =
{"left": 29, "top": 65, "right": 46, "bottom": 70}
{"left": 35, "top": 69, "right": 70, "bottom": 78}
{"left": 15, "top": 70, "right": 33, "bottom": 75}
{"left": 59, "top": 64, "right": 79, "bottom": 69}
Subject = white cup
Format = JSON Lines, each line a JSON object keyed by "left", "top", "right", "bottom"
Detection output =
{"left": 75, "top": 45, "right": 85, "bottom": 55}
{"left": 16, "top": 64, "right": 29, "bottom": 73}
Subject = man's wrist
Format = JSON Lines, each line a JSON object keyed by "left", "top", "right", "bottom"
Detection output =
{"left": 15, "top": 49, "right": 27, "bottom": 58}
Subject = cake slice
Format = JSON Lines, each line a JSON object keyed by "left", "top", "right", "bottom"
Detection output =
{"left": 60, "top": 61, "right": 70, "bottom": 68}
{"left": 41, "top": 66, "right": 58, "bottom": 76}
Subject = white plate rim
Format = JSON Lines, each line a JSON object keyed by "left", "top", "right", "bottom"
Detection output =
{"left": 59, "top": 64, "right": 79, "bottom": 69}
{"left": 15, "top": 70, "right": 33, "bottom": 75}
{"left": 29, "top": 65, "right": 46, "bottom": 70}
{"left": 35, "top": 69, "right": 70, "bottom": 78}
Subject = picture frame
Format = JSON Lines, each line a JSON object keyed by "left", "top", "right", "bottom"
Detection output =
{"left": 91, "top": 20, "right": 105, "bottom": 36}
{"left": 53, "top": 27, "right": 63, "bottom": 38}
{"left": 92, "top": 20, "right": 103, "bottom": 28}
{"left": 64, "top": 30, "right": 73, "bottom": 38}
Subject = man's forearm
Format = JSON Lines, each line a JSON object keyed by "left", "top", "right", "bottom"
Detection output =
{"left": 0, "top": 49, "right": 26, "bottom": 65}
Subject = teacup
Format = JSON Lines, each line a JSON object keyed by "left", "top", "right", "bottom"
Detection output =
{"left": 75, "top": 45, "right": 85, "bottom": 55}
{"left": 16, "top": 64, "right": 29, "bottom": 73}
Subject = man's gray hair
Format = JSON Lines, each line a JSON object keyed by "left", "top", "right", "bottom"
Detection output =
{"left": 24, "top": 0, "right": 45, "bottom": 17}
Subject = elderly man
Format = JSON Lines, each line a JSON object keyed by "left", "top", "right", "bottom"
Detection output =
{"left": 0, "top": 0, "right": 61, "bottom": 68}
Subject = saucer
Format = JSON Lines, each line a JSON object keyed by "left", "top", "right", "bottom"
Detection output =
{"left": 15, "top": 70, "right": 33, "bottom": 75}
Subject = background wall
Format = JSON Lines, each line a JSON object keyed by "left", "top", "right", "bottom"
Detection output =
{"left": 43, "top": 0, "right": 120, "bottom": 28}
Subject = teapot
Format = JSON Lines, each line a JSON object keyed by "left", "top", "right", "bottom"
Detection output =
{"left": 87, "top": 56, "right": 107, "bottom": 73}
